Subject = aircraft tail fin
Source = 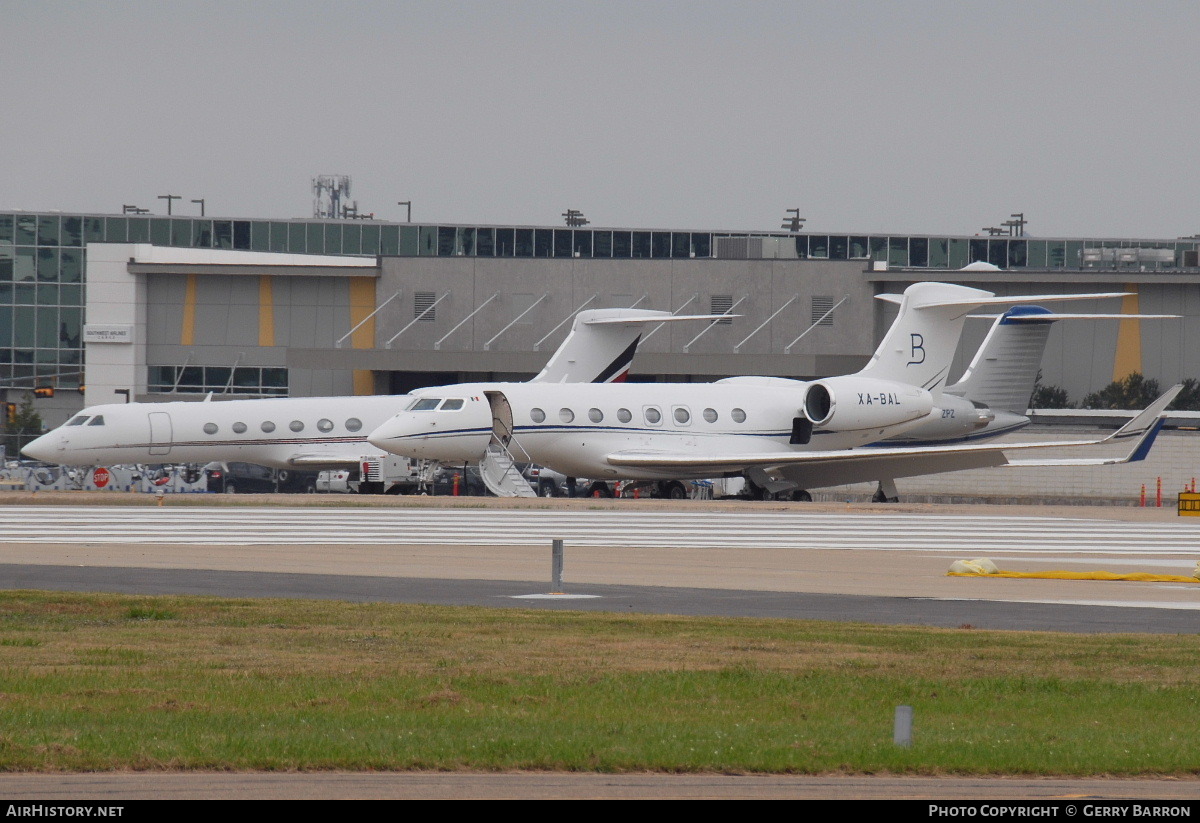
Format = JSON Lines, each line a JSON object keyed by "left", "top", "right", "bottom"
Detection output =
{"left": 859, "top": 284, "right": 1133, "bottom": 399}
{"left": 949, "top": 308, "right": 1181, "bottom": 414}
{"left": 948, "top": 306, "right": 1056, "bottom": 413}
{"left": 532, "top": 308, "right": 734, "bottom": 383}
{"left": 856, "top": 283, "right": 996, "bottom": 397}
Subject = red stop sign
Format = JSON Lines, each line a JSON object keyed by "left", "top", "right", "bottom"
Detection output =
{"left": 93, "top": 467, "right": 111, "bottom": 488}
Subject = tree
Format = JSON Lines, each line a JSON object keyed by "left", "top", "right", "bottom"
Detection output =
{"left": 1168, "top": 378, "right": 1200, "bottom": 411}
{"left": 1029, "top": 370, "right": 1074, "bottom": 409}
{"left": 1079, "top": 373, "right": 1161, "bottom": 410}
{"left": 2, "top": 395, "right": 45, "bottom": 460}
{"left": 1030, "top": 383, "right": 1073, "bottom": 409}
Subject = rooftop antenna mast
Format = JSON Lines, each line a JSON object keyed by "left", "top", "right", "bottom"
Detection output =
{"left": 312, "top": 175, "right": 352, "bottom": 219}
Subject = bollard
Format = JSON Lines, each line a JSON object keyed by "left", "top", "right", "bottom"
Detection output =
{"left": 452, "top": 474, "right": 460, "bottom": 496}
{"left": 1140, "top": 484, "right": 1146, "bottom": 507}
{"left": 894, "top": 705, "right": 913, "bottom": 747}
{"left": 1157, "top": 476, "right": 1162, "bottom": 508}
{"left": 551, "top": 539, "right": 564, "bottom": 593}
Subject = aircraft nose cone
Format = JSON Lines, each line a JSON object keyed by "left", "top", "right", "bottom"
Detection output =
{"left": 367, "top": 415, "right": 431, "bottom": 458}
{"left": 20, "top": 434, "right": 57, "bottom": 462}
{"left": 365, "top": 420, "right": 401, "bottom": 453}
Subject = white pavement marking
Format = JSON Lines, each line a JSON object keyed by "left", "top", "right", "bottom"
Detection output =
{"left": 1, "top": 506, "right": 1199, "bottom": 555}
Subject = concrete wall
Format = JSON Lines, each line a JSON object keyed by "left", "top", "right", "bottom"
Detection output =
{"left": 373, "top": 256, "right": 877, "bottom": 380}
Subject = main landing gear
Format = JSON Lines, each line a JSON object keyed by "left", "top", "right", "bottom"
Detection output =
{"left": 871, "top": 479, "right": 900, "bottom": 503}
{"left": 745, "top": 477, "right": 811, "bottom": 502}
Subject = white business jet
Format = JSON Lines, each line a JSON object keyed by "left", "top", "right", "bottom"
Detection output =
{"left": 21, "top": 307, "right": 706, "bottom": 472}
{"left": 365, "top": 282, "right": 1181, "bottom": 499}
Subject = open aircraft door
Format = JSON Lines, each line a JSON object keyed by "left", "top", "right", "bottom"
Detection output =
{"left": 485, "top": 391, "right": 514, "bottom": 448}
{"left": 148, "top": 412, "right": 172, "bottom": 456}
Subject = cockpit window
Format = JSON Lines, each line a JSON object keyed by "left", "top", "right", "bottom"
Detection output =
{"left": 86, "top": 416, "right": 105, "bottom": 426}
{"left": 66, "top": 416, "right": 90, "bottom": 426}
{"left": 408, "top": 398, "right": 441, "bottom": 411}
{"left": 440, "top": 399, "right": 464, "bottom": 411}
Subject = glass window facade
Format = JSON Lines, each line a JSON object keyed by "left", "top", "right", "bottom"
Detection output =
{"left": 148, "top": 365, "right": 288, "bottom": 396}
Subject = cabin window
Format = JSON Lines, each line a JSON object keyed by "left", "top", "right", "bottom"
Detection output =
{"left": 617, "top": 408, "right": 632, "bottom": 423}
{"left": 261, "top": 421, "right": 276, "bottom": 433}
{"left": 317, "top": 419, "right": 334, "bottom": 432}
{"left": 289, "top": 420, "right": 304, "bottom": 432}
{"left": 440, "top": 399, "right": 464, "bottom": 411}
{"left": 588, "top": 408, "right": 603, "bottom": 423}
{"left": 703, "top": 408, "right": 718, "bottom": 423}
{"left": 66, "top": 416, "right": 90, "bottom": 426}
{"left": 558, "top": 408, "right": 575, "bottom": 423}
{"left": 409, "top": 397, "right": 440, "bottom": 411}
{"left": 731, "top": 408, "right": 747, "bottom": 423}
{"left": 203, "top": 422, "right": 217, "bottom": 434}
{"left": 644, "top": 406, "right": 662, "bottom": 425}
{"left": 673, "top": 407, "right": 691, "bottom": 425}
{"left": 530, "top": 408, "right": 546, "bottom": 423}
{"left": 345, "top": 418, "right": 362, "bottom": 432}
{"left": 87, "top": 416, "right": 105, "bottom": 426}
{"left": 232, "top": 422, "right": 247, "bottom": 434}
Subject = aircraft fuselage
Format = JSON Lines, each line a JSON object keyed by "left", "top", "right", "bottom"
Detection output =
{"left": 22, "top": 395, "right": 412, "bottom": 468}
{"left": 368, "top": 380, "right": 939, "bottom": 480}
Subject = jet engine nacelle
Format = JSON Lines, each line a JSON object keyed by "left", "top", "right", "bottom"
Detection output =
{"left": 802, "top": 377, "right": 935, "bottom": 431}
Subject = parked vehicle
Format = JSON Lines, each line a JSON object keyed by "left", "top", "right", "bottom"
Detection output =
{"left": 316, "top": 469, "right": 358, "bottom": 494}
{"left": 204, "top": 462, "right": 319, "bottom": 494}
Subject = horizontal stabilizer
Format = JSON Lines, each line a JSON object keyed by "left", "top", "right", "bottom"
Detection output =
{"left": 966, "top": 313, "right": 1179, "bottom": 321}
{"left": 584, "top": 314, "right": 738, "bottom": 325}
{"left": 876, "top": 291, "right": 1131, "bottom": 307}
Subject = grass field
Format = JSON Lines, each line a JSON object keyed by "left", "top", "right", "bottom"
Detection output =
{"left": 0, "top": 590, "right": 1197, "bottom": 775}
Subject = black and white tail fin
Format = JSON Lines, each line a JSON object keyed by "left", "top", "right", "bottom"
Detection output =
{"left": 531, "top": 308, "right": 729, "bottom": 384}
{"left": 859, "top": 283, "right": 1135, "bottom": 400}
{"left": 949, "top": 306, "right": 1180, "bottom": 413}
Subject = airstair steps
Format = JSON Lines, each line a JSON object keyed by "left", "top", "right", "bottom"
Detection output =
{"left": 480, "top": 443, "right": 537, "bottom": 498}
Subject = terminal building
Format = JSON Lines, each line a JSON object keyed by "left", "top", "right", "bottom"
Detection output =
{"left": 2, "top": 209, "right": 1199, "bottom": 429}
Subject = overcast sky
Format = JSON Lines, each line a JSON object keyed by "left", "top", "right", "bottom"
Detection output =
{"left": 2, "top": 0, "right": 1197, "bottom": 238}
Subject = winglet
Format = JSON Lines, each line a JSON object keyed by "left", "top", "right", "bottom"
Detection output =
{"left": 1007, "top": 384, "right": 1181, "bottom": 467}
{"left": 1104, "top": 383, "right": 1183, "bottom": 443}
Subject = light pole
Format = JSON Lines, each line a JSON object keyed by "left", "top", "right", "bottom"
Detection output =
{"left": 157, "top": 194, "right": 181, "bottom": 215}
{"left": 191, "top": 198, "right": 206, "bottom": 217}
{"left": 397, "top": 201, "right": 411, "bottom": 222}
{"left": 781, "top": 208, "right": 805, "bottom": 232}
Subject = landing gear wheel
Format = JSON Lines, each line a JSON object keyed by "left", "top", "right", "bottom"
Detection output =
{"left": 666, "top": 481, "right": 687, "bottom": 500}
{"left": 790, "top": 489, "right": 812, "bottom": 502}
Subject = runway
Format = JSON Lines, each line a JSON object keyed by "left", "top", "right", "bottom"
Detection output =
{"left": 4, "top": 505, "right": 1200, "bottom": 553}
{"left": 2, "top": 502, "right": 1197, "bottom": 632}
